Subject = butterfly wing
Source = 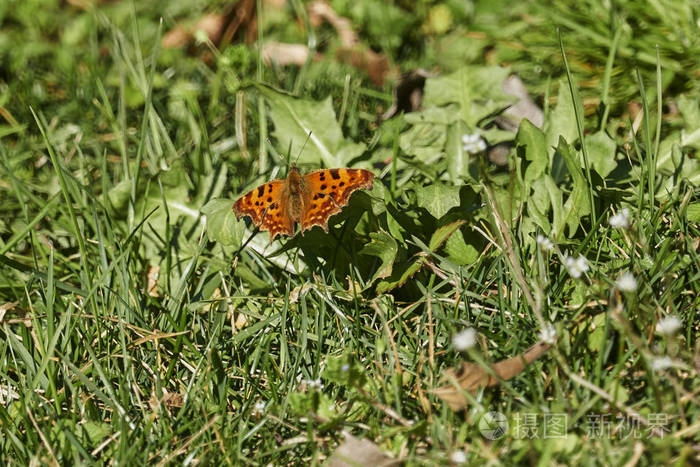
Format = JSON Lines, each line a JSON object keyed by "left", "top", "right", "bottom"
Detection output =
{"left": 233, "top": 179, "right": 295, "bottom": 241}
{"left": 300, "top": 168, "right": 375, "bottom": 233}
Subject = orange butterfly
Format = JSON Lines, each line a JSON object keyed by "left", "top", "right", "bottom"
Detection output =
{"left": 233, "top": 165, "right": 375, "bottom": 241}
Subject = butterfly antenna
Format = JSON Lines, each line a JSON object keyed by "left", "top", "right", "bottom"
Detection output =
{"left": 292, "top": 131, "right": 313, "bottom": 169}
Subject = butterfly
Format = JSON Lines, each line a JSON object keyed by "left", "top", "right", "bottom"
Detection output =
{"left": 233, "top": 165, "right": 375, "bottom": 241}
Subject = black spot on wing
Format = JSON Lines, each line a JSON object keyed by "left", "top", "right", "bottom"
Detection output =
{"left": 257, "top": 185, "right": 265, "bottom": 197}
{"left": 329, "top": 169, "right": 341, "bottom": 180}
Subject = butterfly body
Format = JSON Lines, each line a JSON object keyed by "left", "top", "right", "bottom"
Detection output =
{"left": 233, "top": 165, "right": 374, "bottom": 241}
{"left": 284, "top": 166, "right": 306, "bottom": 222}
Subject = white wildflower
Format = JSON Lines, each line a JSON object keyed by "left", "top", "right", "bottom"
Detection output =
{"left": 615, "top": 271, "right": 638, "bottom": 292}
{"left": 564, "top": 255, "right": 589, "bottom": 279}
{"left": 462, "top": 133, "right": 487, "bottom": 154}
{"left": 655, "top": 315, "right": 682, "bottom": 336}
{"left": 450, "top": 449, "right": 467, "bottom": 464}
{"left": 536, "top": 235, "right": 554, "bottom": 251}
{"left": 341, "top": 364, "right": 350, "bottom": 372}
{"left": 537, "top": 323, "right": 557, "bottom": 345}
{"left": 251, "top": 400, "right": 266, "bottom": 416}
{"left": 609, "top": 208, "right": 631, "bottom": 229}
{"left": 651, "top": 356, "right": 673, "bottom": 371}
{"left": 452, "top": 328, "right": 477, "bottom": 351}
{"left": 305, "top": 378, "right": 324, "bottom": 391}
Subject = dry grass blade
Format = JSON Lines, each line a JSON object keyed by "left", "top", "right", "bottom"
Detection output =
{"left": 431, "top": 342, "right": 551, "bottom": 410}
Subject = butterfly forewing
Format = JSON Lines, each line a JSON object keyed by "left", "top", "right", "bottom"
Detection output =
{"left": 232, "top": 179, "right": 294, "bottom": 240}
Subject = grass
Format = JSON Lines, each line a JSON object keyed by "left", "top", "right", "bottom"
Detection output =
{"left": 0, "top": 0, "right": 699, "bottom": 465}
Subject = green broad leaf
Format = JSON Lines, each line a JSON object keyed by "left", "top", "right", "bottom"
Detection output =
{"left": 385, "top": 211, "right": 405, "bottom": 243}
{"left": 677, "top": 94, "right": 700, "bottom": 148}
{"left": 201, "top": 198, "right": 246, "bottom": 247}
{"left": 585, "top": 131, "right": 617, "bottom": 179}
{"left": 376, "top": 258, "right": 425, "bottom": 294}
{"left": 324, "top": 353, "right": 366, "bottom": 387}
{"left": 687, "top": 202, "right": 700, "bottom": 223}
{"left": 234, "top": 264, "right": 273, "bottom": 292}
{"left": 681, "top": 125, "right": 700, "bottom": 149}
{"left": 656, "top": 133, "right": 682, "bottom": 172}
{"left": 657, "top": 145, "right": 700, "bottom": 200}
{"left": 107, "top": 178, "right": 132, "bottom": 214}
{"left": 478, "top": 126, "right": 516, "bottom": 145}
{"left": 79, "top": 421, "right": 112, "bottom": 446}
{"left": 516, "top": 119, "right": 548, "bottom": 183}
{"left": 587, "top": 313, "right": 608, "bottom": 353}
{"left": 555, "top": 137, "right": 590, "bottom": 238}
{"left": 446, "top": 120, "right": 470, "bottom": 183}
{"left": 443, "top": 228, "right": 479, "bottom": 265}
{"left": 415, "top": 183, "right": 461, "bottom": 219}
{"left": 546, "top": 79, "right": 578, "bottom": 159}
{"left": 399, "top": 122, "right": 447, "bottom": 160}
{"left": 404, "top": 106, "right": 457, "bottom": 125}
{"left": 359, "top": 231, "right": 398, "bottom": 282}
{"left": 605, "top": 380, "right": 629, "bottom": 405}
{"left": 528, "top": 176, "right": 552, "bottom": 233}
{"left": 423, "top": 65, "right": 512, "bottom": 127}
{"left": 429, "top": 220, "right": 465, "bottom": 251}
{"left": 262, "top": 88, "right": 365, "bottom": 167}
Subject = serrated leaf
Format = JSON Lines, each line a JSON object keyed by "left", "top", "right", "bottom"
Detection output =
{"left": 444, "top": 229, "right": 479, "bottom": 265}
{"left": 423, "top": 66, "right": 512, "bottom": 126}
{"left": 687, "top": 202, "right": 700, "bottom": 223}
{"left": 555, "top": 137, "right": 590, "bottom": 237}
{"left": 516, "top": 119, "right": 548, "bottom": 183}
{"left": 429, "top": 220, "right": 465, "bottom": 251}
{"left": 376, "top": 259, "right": 425, "bottom": 293}
{"left": 201, "top": 198, "right": 246, "bottom": 247}
{"left": 585, "top": 131, "right": 617, "bottom": 179}
{"left": 261, "top": 88, "right": 365, "bottom": 167}
{"left": 546, "top": 79, "right": 578, "bottom": 159}
{"left": 359, "top": 231, "right": 398, "bottom": 281}
{"left": 415, "top": 183, "right": 461, "bottom": 219}
{"left": 399, "top": 122, "right": 447, "bottom": 160}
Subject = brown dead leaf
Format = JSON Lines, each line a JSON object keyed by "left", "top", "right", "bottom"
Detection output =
{"left": 337, "top": 47, "right": 391, "bottom": 87}
{"left": 327, "top": 432, "right": 400, "bottom": 467}
{"left": 431, "top": 341, "right": 550, "bottom": 411}
{"left": 162, "top": 0, "right": 257, "bottom": 50}
{"left": 308, "top": 1, "right": 357, "bottom": 48}
{"left": 162, "top": 391, "right": 184, "bottom": 408}
{"left": 262, "top": 42, "right": 312, "bottom": 66}
{"left": 146, "top": 265, "right": 160, "bottom": 297}
{"left": 308, "top": 0, "right": 395, "bottom": 86}
{"left": 0, "top": 302, "right": 17, "bottom": 322}
{"left": 149, "top": 389, "right": 184, "bottom": 418}
{"left": 499, "top": 74, "right": 544, "bottom": 130}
